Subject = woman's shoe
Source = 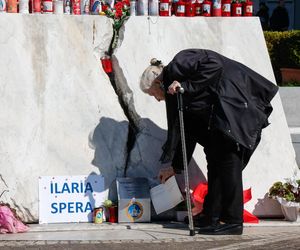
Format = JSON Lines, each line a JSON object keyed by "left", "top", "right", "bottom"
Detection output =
{"left": 184, "top": 213, "right": 219, "bottom": 227}
{"left": 198, "top": 223, "right": 243, "bottom": 235}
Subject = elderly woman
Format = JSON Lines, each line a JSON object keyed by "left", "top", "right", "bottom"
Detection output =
{"left": 140, "top": 49, "right": 278, "bottom": 235}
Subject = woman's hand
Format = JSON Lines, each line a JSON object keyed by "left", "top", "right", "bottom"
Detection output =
{"left": 158, "top": 166, "right": 175, "bottom": 184}
{"left": 167, "top": 81, "right": 181, "bottom": 95}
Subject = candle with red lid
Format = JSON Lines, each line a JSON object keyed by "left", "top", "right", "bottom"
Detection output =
{"left": 72, "top": 0, "right": 81, "bottom": 14}
{"left": 101, "top": 55, "right": 113, "bottom": 74}
{"left": 202, "top": 0, "right": 211, "bottom": 16}
{"left": 194, "top": 0, "right": 203, "bottom": 16}
{"left": 231, "top": 0, "right": 242, "bottom": 16}
{"left": 175, "top": 0, "right": 185, "bottom": 16}
{"left": 221, "top": 0, "right": 230, "bottom": 16}
{"left": 159, "top": 0, "right": 170, "bottom": 16}
{"left": 243, "top": 0, "right": 253, "bottom": 16}
{"left": 185, "top": 0, "right": 195, "bottom": 16}
{"left": 212, "top": 0, "right": 221, "bottom": 16}
{"left": 7, "top": 0, "right": 18, "bottom": 12}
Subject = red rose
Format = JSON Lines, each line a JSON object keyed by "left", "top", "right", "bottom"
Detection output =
{"left": 115, "top": 8, "right": 123, "bottom": 18}
{"left": 122, "top": 0, "right": 130, "bottom": 6}
{"left": 102, "top": 5, "right": 108, "bottom": 11}
{"left": 114, "top": 1, "right": 123, "bottom": 10}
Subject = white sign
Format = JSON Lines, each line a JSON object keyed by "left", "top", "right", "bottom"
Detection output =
{"left": 39, "top": 175, "right": 107, "bottom": 224}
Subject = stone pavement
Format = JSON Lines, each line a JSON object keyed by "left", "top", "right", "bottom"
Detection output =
{"left": 0, "top": 220, "right": 300, "bottom": 249}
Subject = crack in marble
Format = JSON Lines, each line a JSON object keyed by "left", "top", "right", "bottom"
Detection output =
{"left": 108, "top": 55, "right": 142, "bottom": 177}
{"left": 10, "top": 198, "right": 36, "bottom": 223}
{"left": 94, "top": 21, "right": 143, "bottom": 177}
{"left": 93, "top": 20, "right": 96, "bottom": 45}
{"left": 0, "top": 174, "right": 8, "bottom": 188}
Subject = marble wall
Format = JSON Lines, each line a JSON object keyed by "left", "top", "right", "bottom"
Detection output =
{"left": 0, "top": 15, "right": 298, "bottom": 222}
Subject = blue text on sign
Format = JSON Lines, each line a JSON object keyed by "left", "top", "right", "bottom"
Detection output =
{"left": 50, "top": 182, "right": 93, "bottom": 194}
{"left": 51, "top": 202, "right": 93, "bottom": 214}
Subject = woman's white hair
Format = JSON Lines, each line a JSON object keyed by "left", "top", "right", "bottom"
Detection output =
{"left": 140, "top": 58, "right": 164, "bottom": 93}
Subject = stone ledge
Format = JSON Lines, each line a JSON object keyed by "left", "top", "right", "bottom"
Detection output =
{"left": 26, "top": 220, "right": 300, "bottom": 233}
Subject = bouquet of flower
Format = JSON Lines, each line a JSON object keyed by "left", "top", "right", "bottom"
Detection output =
{"left": 102, "top": 0, "right": 131, "bottom": 53}
{"left": 103, "top": 0, "right": 130, "bottom": 30}
{"left": 268, "top": 178, "right": 300, "bottom": 205}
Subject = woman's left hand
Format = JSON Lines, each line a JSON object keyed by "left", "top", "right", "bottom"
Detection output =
{"left": 158, "top": 166, "right": 175, "bottom": 184}
{"left": 167, "top": 81, "right": 181, "bottom": 95}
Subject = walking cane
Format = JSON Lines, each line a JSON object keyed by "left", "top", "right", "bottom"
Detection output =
{"left": 176, "top": 87, "right": 195, "bottom": 236}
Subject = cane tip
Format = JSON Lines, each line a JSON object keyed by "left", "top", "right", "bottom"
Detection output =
{"left": 190, "top": 230, "right": 196, "bottom": 236}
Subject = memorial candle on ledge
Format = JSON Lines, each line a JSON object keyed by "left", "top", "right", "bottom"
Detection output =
{"left": 202, "top": 0, "right": 211, "bottom": 16}
{"left": 101, "top": 55, "right": 113, "bottom": 74}
{"left": 72, "top": 0, "right": 81, "bottom": 14}
{"left": 130, "top": 0, "right": 136, "bottom": 15}
{"left": 243, "top": 0, "right": 253, "bottom": 16}
{"left": 212, "top": 0, "right": 221, "bottom": 16}
{"left": 54, "top": 0, "right": 64, "bottom": 13}
{"left": 185, "top": 0, "right": 195, "bottom": 17}
{"left": 31, "top": 0, "right": 42, "bottom": 13}
{"left": 81, "top": 0, "right": 90, "bottom": 14}
{"left": 136, "top": 0, "right": 148, "bottom": 15}
{"left": 149, "top": 0, "right": 159, "bottom": 15}
{"left": 221, "top": 0, "right": 231, "bottom": 16}
{"left": 43, "top": 0, "right": 54, "bottom": 13}
{"left": 159, "top": 0, "right": 170, "bottom": 16}
{"left": 175, "top": 0, "right": 185, "bottom": 17}
{"left": 63, "top": 0, "right": 71, "bottom": 14}
{"left": 7, "top": 0, "right": 18, "bottom": 13}
{"left": 0, "top": 0, "right": 7, "bottom": 12}
{"left": 231, "top": 0, "right": 242, "bottom": 16}
{"left": 19, "top": 0, "right": 30, "bottom": 13}
{"left": 195, "top": 0, "right": 203, "bottom": 16}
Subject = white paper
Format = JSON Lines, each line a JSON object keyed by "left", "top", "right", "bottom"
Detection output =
{"left": 150, "top": 176, "right": 184, "bottom": 215}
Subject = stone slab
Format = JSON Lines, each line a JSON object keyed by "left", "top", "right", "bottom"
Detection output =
{"left": 291, "top": 134, "right": 300, "bottom": 142}
{"left": 278, "top": 87, "right": 300, "bottom": 169}
{"left": 279, "top": 87, "right": 300, "bottom": 127}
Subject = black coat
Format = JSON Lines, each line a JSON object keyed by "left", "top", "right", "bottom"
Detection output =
{"left": 160, "top": 49, "right": 279, "bottom": 165}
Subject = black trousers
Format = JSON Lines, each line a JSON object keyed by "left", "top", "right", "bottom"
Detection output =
{"left": 203, "top": 131, "right": 244, "bottom": 224}
{"left": 172, "top": 112, "right": 245, "bottom": 224}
